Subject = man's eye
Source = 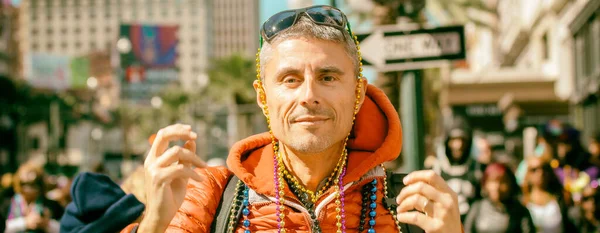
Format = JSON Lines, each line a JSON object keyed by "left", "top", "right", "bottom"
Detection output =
{"left": 322, "top": 76, "right": 335, "bottom": 82}
{"left": 284, "top": 78, "right": 299, "bottom": 83}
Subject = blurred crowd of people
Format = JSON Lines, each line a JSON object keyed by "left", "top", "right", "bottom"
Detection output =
{"left": 0, "top": 162, "right": 146, "bottom": 233}
{"left": 2, "top": 117, "right": 600, "bottom": 233}
{"left": 426, "top": 119, "right": 600, "bottom": 233}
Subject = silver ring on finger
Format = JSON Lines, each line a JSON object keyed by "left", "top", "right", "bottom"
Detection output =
{"left": 423, "top": 199, "right": 431, "bottom": 217}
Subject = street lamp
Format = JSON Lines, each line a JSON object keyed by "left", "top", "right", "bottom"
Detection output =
{"left": 86, "top": 77, "right": 98, "bottom": 89}
{"left": 151, "top": 96, "right": 163, "bottom": 109}
{"left": 116, "top": 37, "right": 132, "bottom": 54}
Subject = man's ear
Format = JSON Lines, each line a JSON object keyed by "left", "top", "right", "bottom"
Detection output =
{"left": 356, "top": 77, "right": 368, "bottom": 109}
{"left": 253, "top": 80, "right": 267, "bottom": 116}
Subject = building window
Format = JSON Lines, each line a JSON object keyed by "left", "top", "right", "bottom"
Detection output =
{"left": 61, "top": 42, "right": 68, "bottom": 49}
{"left": 90, "top": 27, "right": 96, "bottom": 34}
{"left": 74, "top": 28, "right": 81, "bottom": 34}
{"left": 47, "top": 28, "right": 53, "bottom": 35}
{"left": 75, "top": 13, "right": 81, "bottom": 20}
{"left": 47, "top": 43, "right": 54, "bottom": 50}
{"left": 594, "top": 17, "right": 600, "bottom": 78}
{"left": 90, "top": 42, "right": 96, "bottom": 49}
{"left": 75, "top": 42, "right": 82, "bottom": 49}
{"left": 61, "top": 28, "right": 67, "bottom": 34}
{"left": 106, "top": 27, "right": 112, "bottom": 33}
{"left": 542, "top": 33, "right": 549, "bottom": 60}
{"left": 31, "top": 29, "right": 38, "bottom": 36}
{"left": 32, "top": 43, "right": 39, "bottom": 50}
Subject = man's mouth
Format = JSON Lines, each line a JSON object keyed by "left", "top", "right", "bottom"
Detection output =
{"left": 292, "top": 116, "right": 329, "bottom": 126}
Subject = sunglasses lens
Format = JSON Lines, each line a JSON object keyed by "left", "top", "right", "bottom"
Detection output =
{"left": 263, "top": 11, "right": 297, "bottom": 40}
{"left": 306, "top": 6, "right": 344, "bottom": 27}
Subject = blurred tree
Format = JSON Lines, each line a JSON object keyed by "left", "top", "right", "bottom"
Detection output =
{"left": 207, "top": 54, "right": 257, "bottom": 147}
{"left": 206, "top": 54, "right": 256, "bottom": 105}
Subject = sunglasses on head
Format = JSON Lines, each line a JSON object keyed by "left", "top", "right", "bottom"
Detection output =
{"left": 260, "top": 5, "right": 353, "bottom": 46}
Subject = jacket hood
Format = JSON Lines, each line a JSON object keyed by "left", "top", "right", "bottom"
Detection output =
{"left": 60, "top": 172, "right": 145, "bottom": 233}
{"left": 226, "top": 84, "right": 402, "bottom": 197}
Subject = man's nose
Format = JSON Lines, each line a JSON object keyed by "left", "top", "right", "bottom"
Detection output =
{"left": 299, "top": 79, "right": 320, "bottom": 107}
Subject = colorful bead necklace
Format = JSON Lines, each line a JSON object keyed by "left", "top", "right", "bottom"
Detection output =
{"left": 278, "top": 149, "right": 346, "bottom": 203}
{"left": 229, "top": 166, "right": 405, "bottom": 233}
{"left": 274, "top": 145, "right": 349, "bottom": 233}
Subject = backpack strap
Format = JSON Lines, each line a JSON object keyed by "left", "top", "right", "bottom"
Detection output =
{"left": 383, "top": 171, "right": 425, "bottom": 233}
{"left": 211, "top": 174, "right": 241, "bottom": 233}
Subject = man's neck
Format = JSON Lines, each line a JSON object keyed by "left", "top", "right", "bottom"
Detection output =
{"left": 280, "top": 142, "right": 344, "bottom": 192}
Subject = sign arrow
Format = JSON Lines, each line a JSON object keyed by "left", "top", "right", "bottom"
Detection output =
{"left": 359, "top": 29, "right": 385, "bottom": 69}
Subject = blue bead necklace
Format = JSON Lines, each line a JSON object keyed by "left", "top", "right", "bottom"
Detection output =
{"left": 242, "top": 185, "right": 251, "bottom": 233}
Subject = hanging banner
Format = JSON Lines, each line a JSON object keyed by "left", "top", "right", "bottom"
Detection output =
{"left": 26, "top": 53, "right": 72, "bottom": 91}
{"left": 118, "top": 24, "right": 179, "bottom": 101}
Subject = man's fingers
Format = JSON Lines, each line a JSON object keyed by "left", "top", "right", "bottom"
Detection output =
{"left": 184, "top": 140, "right": 196, "bottom": 154}
{"left": 396, "top": 211, "right": 437, "bottom": 232}
{"left": 403, "top": 170, "right": 454, "bottom": 194}
{"left": 396, "top": 181, "right": 451, "bottom": 208}
{"left": 396, "top": 194, "right": 431, "bottom": 214}
{"left": 153, "top": 164, "right": 203, "bottom": 184}
{"left": 184, "top": 166, "right": 203, "bottom": 182}
{"left": 148, "top": 124, "right": 197, "bottom": 159}
{"left": 155, "top": 146, "right": 206, "bottom": 168}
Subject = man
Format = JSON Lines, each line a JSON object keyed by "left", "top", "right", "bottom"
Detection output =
{"left": 131, "top": 5, "right": 461, "bottom": 233}
{"left": 432, "top": 118, "right": 480, "bottom": 221}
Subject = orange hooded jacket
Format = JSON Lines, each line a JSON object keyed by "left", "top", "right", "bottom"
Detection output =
{"left": 124, "top": 84, "right": 407, "bottom": 232}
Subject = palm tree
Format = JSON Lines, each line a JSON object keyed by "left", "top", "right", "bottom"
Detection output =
{"left": 206, "top": 54, "right": 258, "bottom": 147}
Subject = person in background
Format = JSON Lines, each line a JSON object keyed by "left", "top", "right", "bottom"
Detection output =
{"left": 432, "top": 118, "right": 481, "bottom": 220}
{"left": 0, "top": 173, "right": 14, "bottom": 233}
{"left": 2, "top": 163, "right": 63, "bottom": 233}
{"left": 463, "top": 163, "right": 535, "bottom": 233}
{"left": 569, "top": 183, "right": 600, "bottom": 233}
{"left": 553, "top": 127, "right": 599, "bottom": 199}
{"left": 588, "top": 132, "right": 600, "bottom": 169}
{"left": 522, "top": 156, "right": 576, "bottom": 233}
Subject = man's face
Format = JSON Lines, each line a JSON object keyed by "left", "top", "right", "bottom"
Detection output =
{"left": 485, "top": 176, "right": 510, "bottom": 202}
{"left": 19, "top": 172, "right": 41, "bottom": 202}
{"left": 448, "top": 137, "right": 466, "bottom": 160}
{"left": 255, "top": 38, "right": 365, "bottom": 154}
{"left": 527, "top": 158, "right": 545, "bottom": 187}
{"left": 589, "top": 140, "right": 599, "bottom": 157}
{"left": 557, "top": 142, "right": 571, "bottom": 159}
{"left": 581, "top": 187, "right": 597, "bottom": 218}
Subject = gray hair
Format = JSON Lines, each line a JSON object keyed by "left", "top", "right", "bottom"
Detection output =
{"left": 259, "top": 15, "right": 359, "bottom": 82}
